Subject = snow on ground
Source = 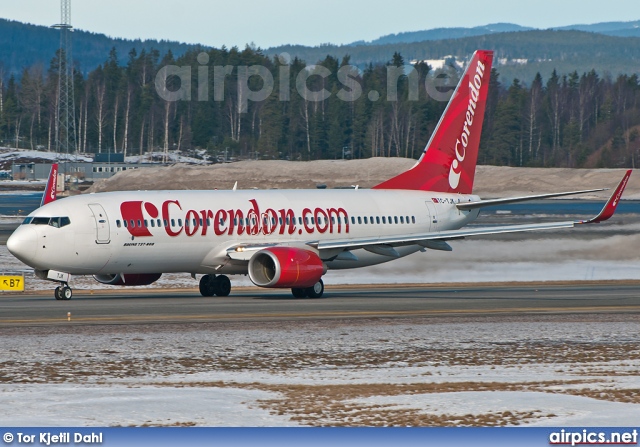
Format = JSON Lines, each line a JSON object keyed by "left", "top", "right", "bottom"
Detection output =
{"left": 0, "top": 147, "right": 208, "bottom": 166}
{"left": 0, "top": 384, "right": 294, "bottom": 427}
{"left": 348, "top": 391, "right": 640, "bottom": 426}
{"left": 125, "top": 150, "right": 209, "bottom": 165}
{"left": 1, "top": 317, "right": 639, "bottom": 426}
{"left": 0, "top": 148, "right": 93, "bottom": 163}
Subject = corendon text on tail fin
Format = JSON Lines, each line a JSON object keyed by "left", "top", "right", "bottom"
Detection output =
{"left": 373, "top": 50, "right": 494, "bottom": 193}
{"left": 40, "top": 163, "right": 58, "bottom": 207}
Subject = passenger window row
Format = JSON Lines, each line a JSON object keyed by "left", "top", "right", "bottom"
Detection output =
{"left": 351, "top": 215, "right": 416, "bottom": 225}
{"left": 115, "top": 215, "right": 417, "bottom": 229}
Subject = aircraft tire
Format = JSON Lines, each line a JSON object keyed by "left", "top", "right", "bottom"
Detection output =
{"left": 54, "top": 286, "right": 63, "bottom": 301}
{"left": 61, "top": 286, "right": 72, "bottom": 300}
{"left": 215, "top": 275, "right": 231, "bottom": 297}
{"left": 199, "top": 275, "right": 216, "bottom": 297}
{"left": 291, "top": 288, "right": 307, "bottom": 298}
{"left": 306, "top": 279, "right": 324, "bottom": 299}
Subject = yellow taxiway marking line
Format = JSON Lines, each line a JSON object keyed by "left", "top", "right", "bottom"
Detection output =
{"left": 2, "top": 305, "right": 640, "bottom": 325}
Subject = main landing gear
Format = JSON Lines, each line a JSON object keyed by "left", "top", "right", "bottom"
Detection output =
{"left": 54, "top": 284, "right": 73, "bottom": 301}
{"left": 199, "top": 274, "right": 232, "bottom": 297}
{"left": 291, "top": 279, "right": 324, "bottom": 299}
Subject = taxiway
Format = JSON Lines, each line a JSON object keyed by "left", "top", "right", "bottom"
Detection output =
{"left": 1, "top": 282, "right": 639, "bottom": 327}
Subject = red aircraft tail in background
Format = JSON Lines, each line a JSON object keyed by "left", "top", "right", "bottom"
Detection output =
{"left": 41, "top": 163, "right": 58, "bottom": 207}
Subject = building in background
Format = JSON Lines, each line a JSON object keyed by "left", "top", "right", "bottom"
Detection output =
{"left": 11, "top": 161, "right": 168, "bottom": 182}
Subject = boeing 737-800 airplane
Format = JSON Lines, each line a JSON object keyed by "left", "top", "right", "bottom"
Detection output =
{"left": 6, "top": 50, "right": 632, "bottom": 300}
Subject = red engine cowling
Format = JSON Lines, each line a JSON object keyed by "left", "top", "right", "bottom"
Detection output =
{"left": 93, "top": 273, "right": 162, "bottom": 286}
{"left": 248, "top": 247, "right": 325, "bottom": 288}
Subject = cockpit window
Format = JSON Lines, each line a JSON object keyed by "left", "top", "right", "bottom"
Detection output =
{"left": 29, "top": 217, "right": 71, "bottom": 228}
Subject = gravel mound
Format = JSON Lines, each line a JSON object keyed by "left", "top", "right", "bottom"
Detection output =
{"left": 85, "top": 158, "right": 638, "bottom": 200}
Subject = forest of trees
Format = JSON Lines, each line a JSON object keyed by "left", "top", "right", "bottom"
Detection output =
{"left": 0, "top": 45, "right": 639, "bottom": 168}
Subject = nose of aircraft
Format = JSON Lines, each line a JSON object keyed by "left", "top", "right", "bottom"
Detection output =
{"left": 7, "top": 226, "right": 37, "bottom": 265}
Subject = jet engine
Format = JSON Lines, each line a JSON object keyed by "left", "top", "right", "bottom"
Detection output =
{"left": 93, "top": 273, "right": 162, "bottom": 286}
{"left": 248, "top": 247, "right": 325, "bottom": 288}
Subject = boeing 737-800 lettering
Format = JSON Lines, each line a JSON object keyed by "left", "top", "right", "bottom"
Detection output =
{"left": 6, "top": 50, "right": 632, "bottom": 300}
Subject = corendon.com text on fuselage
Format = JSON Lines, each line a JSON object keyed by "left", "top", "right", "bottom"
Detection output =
{"left": 120, "top": 199, "right": 351, "bottom": 238}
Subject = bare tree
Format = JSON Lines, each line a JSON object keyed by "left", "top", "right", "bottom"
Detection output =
{"left": 112, "top": 95, "right": 119, "bottom": 152}
{"left": 162, "top": 101, "right": 172, "bottom": 163}
{"left": 176, "top": 116, "right": 184, "bottom": 152}
{"left": 14, "top": 116, "right": 21, "bottom": 149}
{"left": 148, "top": 110, "right": 155, "bottom": 154}
{"left": 368, "top": 110, "right": 384, "bottom": 158}
{"left": 578, "top": 71, "right": 597, "bottom": 141}
{"left": 301, "top": 99, "right": 312, "bottom": 158}
{"left": 82, "top": 97, "right": 88, "bottom": 152}
{"left": 95, "top": 81, "right": 107, "bottom": 153}
{"left": 139, "top": 118, "right": 145, "bottom": 157}
{"left": 226, "top": 95, "right": 242, "bottom": 142}
{"left": 527, "top": 75, "right": 543, "bottom": 160}
{"left": 122, "top": 86, "right": 132, "bottom": 158}
{"left": 0, "top": 63, "right": 4, "bottom": 117}
{"left": 20, "top": 66, "right": 45, "bottom": 150}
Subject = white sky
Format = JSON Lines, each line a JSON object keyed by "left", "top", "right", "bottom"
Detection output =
{"left": 1, "top": 0, "right": 639, "bottom": 48}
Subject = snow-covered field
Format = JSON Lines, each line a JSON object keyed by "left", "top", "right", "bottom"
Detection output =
{"left": 1, "top": 316, "right": 639, "bottom": 426}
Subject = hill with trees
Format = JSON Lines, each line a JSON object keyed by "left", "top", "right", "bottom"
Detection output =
{"left": 360, "top": 20, "right": 640, "bottom": 46}
{"left": 1, "top": 18, "right": 640, "bottom": 170}
{"left": 268, "top": 30, "right": 640, "bottom": 84}
{"left": 2, "top": 17, "right": 640, "bottom": 83}
{"left": 0, "top": 18, "right": 202, "bottom": 76}
{"left": 0, "top": 45, "right": 638, "bottom": 170}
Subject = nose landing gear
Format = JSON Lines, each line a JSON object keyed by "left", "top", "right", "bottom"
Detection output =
{"left": 54, "top": 284, "right": 73, "bottom": 301}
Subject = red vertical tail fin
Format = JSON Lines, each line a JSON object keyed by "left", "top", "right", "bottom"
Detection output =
{"left": 373, "top": 50, "right": 494, "bottom": 193}
{"left": 41, "top": 163, "right": 59, "bottom": 206}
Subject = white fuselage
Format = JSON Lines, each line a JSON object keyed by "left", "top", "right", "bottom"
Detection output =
{"left": 8, "top": 189, "right": 480, "bottom": 277}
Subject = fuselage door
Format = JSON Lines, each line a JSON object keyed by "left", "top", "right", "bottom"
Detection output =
{"left": 88, "top": 203, "right": 111, "bottom": 244}
{"left": 424, "top": 201, "right": 438, "bottom": 232}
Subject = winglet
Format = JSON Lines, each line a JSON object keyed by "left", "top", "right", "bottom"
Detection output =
{"left": 40, "top": 163, "right": 59, "bottom": 207}
{"left": 578, "top": 170, "right": 632, "bottom": 224}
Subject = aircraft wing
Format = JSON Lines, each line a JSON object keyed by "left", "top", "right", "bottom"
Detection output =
{"left": 456, "top": 170, "right": 631, "bottom": 211}
{"left": 316, "top": 221, "right": 575, "bottom": 252}
{"left": 319, "top": 170, "right": 632, "bottom": 253}
{"left": 227, "top": 220, "right": 576, "bottom": 261}
{"left": 455, "top": 188, "right": 606, "bottom": 210}
{"left": 227, "top": 171, "right": 631, "bottom": 260}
